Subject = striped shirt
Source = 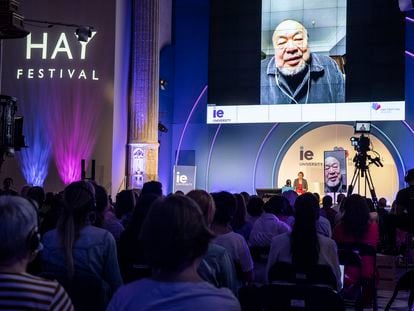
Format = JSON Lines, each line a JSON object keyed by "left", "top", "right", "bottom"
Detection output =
{"left": 0, "top": 272, "right": 73, "bottom": 310}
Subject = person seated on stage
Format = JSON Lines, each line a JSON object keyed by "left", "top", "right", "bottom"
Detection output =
{"left": 245, "top": 195, "right": 264, "bottom": 227}
{"left": 333, "top": 194, "right": 379, "bottom": 303}
{"left": 266, "top": 193, "right": 341, "bottom": 289}
{"left": 187, "top": 190, "right": 238, "bottom": 295}
{"left": 0, "top": 196, "right": 73, "bottom": 310}
{"left": 41, "top": 181, "right": 123, "bottom": 306}
{"left": 293, "top": 171, "right": 308, "bottom": 195}
{"left": 281, "top": 179, "right": 294, "bottom": 193}
{"left": 210, "top": 191, "right": 254, "bottom": 284}
{"left": 231, "top": 193, "right": 252, "bottom": 241}
{"left": 249, "top": 195, "right": 291, "bottom": 248}
{"left": 107, "top": 195, "right": 240, "bottom": 311}
{"left": 320, "top": 195, "right": 337, "bottom": 229}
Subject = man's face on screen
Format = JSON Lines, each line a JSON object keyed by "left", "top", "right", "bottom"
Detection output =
{"left": 325, "top": 156, "right": 341, "bottom": 188}
{"left": 273, "top": 20, "right": 310, "bottom": 76}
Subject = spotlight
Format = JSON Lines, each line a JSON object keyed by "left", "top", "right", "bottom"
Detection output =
{"left": 75, "top": 26, "right": 93, "bottom": 42}
{"left": 160, "top": 79, "right": 168, "bottom": 91}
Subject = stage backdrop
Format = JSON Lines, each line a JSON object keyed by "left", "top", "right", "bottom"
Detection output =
{"left": 1, "top": 0, "right": 116, "bottom": 192}
{"left": 277, "top": 124, "right": 399, "bottom": 203}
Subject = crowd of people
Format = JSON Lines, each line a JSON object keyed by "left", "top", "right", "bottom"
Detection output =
{"left": 0, "top": 170, "right": 413, "bottom": 310}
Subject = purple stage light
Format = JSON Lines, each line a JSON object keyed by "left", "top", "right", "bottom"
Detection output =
{"left": 47, "top": 89, "right": 99, "bottom": 184}
{"left": 16, "top": 105, "right": 51, "bottom": 187}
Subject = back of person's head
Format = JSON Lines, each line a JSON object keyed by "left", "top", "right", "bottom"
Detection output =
{"left": 174, "top": 190, "right": 184, "bottom": 196}
{"left": 141, "top": 181, "right": 163, "bottom": 197}
{"left": 27, "top": 186, "right": 45, "bottom": 209}
{"left": 246, "top": 195, "right": 264, "bottom": 217}
{"left": 93, "top": 185, "right": 109, "bottom": 227}
{"left": 322, "top": 195, "right": 333, "bottom": 209}
{"left": 342, "top": 194, "right": 370, "bottom": 240}
{"left": 3, "top": 177, "right": 13, "bottom": 190}
{"left": 291, "top": 193, "right": 320, "bottom": 269}
{"left": 282, "top": 190, "right": 298, "bottom": 210}
{"left": 58, "top": 180, "right": 96, "bottom": 277}
{"left": 286, "top": 179, "right": 291, "bottom": 186}
{"left": 211, "top": 191, "right": 237, "bottom": 226}
{"left": 126, "top": 193, "right": 159, "bottom": 236}
{"left": 231, "top": 193, "right": 247, "bottom": 230}
{"left": 186, "top": 190, "right": 215, "bottom": 224}
{"left": 378, "top": 197, "right": 387, "bottom": 208}
{"left": 405, "top": 168, "right": 414, "bottom": 184}
{"left": 0, "top": 196, "right": 39, "bottom": 265}
{"left": 337, "top": 193, "right": 346, "bottom": 204}
{"left": 263, "top": 195, "right": 288, "bottom": 216}
{"left": 313, "top": 192, "right": 320, "bottom": 204}
{"left": 115, "top": 190, "right": 136, "bottom": 219}
{"left": 240, "top": 191, "right": 250, "bottom": 205}
{"left": 365, "top": 198, "right": 376, "bottom": 213}
{"left": 140, "top": 195, "right": 214, "bottom": 273}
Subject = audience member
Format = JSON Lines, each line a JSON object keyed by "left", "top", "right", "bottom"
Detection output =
{"left": 231, "top": 193, "right": 252, "bottom": 241}
{"left": 0, "top": 177, "right": 18, "bottom": 196}
{"left": 94, "top": 185, "right": 124, "bottom": 242}
{"left": 366, "top": 198, "right": 378, "bottom": 223}
{"left": 114, "top": 190, "right": 137, "bottom": 228}
{"left": 107, "top": 195, "right": 240, "bottom": 311}
{"left": 333, "top": 194, "right": 379, "bottom": 303}
{"left": 266, "top": 193, "right": 341, "bottom": 289}
{"left": 27, "top": 186, "right": 45, "bottom": 210}
{"left": 141, "top": 180, "right": 163, "bottom": 197}
{"left": 245, "top": 195, "right": 264, "bottom": 227}
{"left": 320, "top": 195, "right": 337, "bottom": 229}
{"left": 332, "top": 193, "right": 346, "bottom": 213}
{"left": 118, "top": 194, "right": 158, "bottom": 282}
{"left": 0, "top": 196, "right": 73, "bottom": 310}
{"left": 249, "top": 195, "right": 291, "bottom": 247}
{"left": 282, "top": 190, "right": 298, "bottom": 211}
{"left": 240, "top": 191, "right": 250, "bottom": 206}
{"left": 41, "top": 181, "right": 123, "bottom": 306}
{"left": 187, "top": 190, "right": 238, "bottom": 294}
{"left": 211, "top": 191, "right": 254, "bottom": 284}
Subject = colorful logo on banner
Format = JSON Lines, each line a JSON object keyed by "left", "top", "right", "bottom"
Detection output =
{"left": 173, "top": 165, "right": 196, "bottom": 194}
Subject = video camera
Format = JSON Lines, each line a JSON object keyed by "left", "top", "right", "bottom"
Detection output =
{"left": 350, "top": 122, "right": 371, "bottom": 153}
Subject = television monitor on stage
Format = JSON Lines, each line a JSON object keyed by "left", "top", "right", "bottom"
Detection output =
{"left": 324, "top": 150, "right": 347, "bottom": 193}
{"left": 208, "top": 0, "right": 405, "bottom": 124}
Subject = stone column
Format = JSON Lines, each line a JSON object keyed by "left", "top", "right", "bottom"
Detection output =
{"left": 128, "top": 0, "right": 160, "bottom": 188}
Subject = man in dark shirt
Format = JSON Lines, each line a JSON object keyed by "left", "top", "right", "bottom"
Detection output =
{"left": 387, "top": 169, "right": 414, "bottom": 252}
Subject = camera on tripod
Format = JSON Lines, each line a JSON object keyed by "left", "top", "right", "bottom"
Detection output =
{"left": 347, "top": 121, "right": 382, "bottom": 204}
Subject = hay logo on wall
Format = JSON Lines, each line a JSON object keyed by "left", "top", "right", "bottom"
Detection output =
{"left": 15, "top": 32, "right": 99, "bottom": 80}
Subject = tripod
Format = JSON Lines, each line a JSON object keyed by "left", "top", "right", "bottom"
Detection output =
{"left": 347, "top": 152, "right": 378, "bottom": 205}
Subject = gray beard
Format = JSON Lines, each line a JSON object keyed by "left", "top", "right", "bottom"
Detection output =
{"left": 277, "top": 62, "right": 307, "bottom": 77}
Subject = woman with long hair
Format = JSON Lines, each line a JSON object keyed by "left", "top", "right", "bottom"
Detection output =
{"left": 107, "top": 195, "right": 240, "bottom": 310}
{"left": 333, "top": 194, "right": 379, "bottom": 304}
{"left": 266, "top": 193, "right": 341, "bottom": 288}
{"left": 41, "top": 181, "right": 123, "bottom": 306}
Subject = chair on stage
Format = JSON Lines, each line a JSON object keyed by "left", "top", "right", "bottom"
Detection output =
{"left": 239, "top": 282, "right": 344, "bottom": 311}
{"left": 384, "top": 269, "right": 414, "bottom": 311}
{"left": 337, "top": 243, "right": 377, "bottom": 311}
{"left": 268, "top": 261, "right": 338, "bottom": 290}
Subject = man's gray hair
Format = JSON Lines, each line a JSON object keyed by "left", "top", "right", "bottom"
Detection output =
{"left": 0, "top": 196, "right": 38, "bottom": 263}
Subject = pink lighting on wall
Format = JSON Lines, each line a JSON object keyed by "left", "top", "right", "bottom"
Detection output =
{"left": 47, "top": 90, "right": 99, "bottom": 184}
